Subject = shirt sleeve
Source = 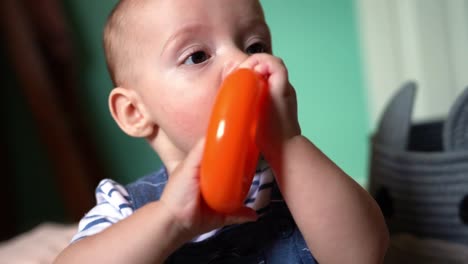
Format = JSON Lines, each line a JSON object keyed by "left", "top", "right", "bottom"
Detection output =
{"left": 70, "top": 179, "right": 134, "bottom": 243}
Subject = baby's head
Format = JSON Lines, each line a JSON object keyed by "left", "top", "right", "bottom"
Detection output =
{"left": 104, "top": 0, "right": 271, "bottom": 169}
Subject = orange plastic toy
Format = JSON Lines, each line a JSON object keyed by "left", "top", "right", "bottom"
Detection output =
{"left": 200, "top": 68, "right": 268, "bottom": 214}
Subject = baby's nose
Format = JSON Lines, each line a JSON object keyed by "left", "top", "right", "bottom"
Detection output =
{"left": 221, "top": 50, "right": 249, "bottom": 80}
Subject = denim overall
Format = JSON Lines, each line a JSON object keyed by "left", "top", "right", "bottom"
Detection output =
{"left": 126, "top": 168, "right": 318, "bottom": 264}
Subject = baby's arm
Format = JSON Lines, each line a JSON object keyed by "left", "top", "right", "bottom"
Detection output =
{"left": 270, "top": 136, "right": 388, "bottom": 264}
{"left": 54, "top": 140, "right": 256, "bottom": 264}
{"left": 55, "top": 198, "right": 188, "bottom": 263}
{"left": 241, "top": 54, "right": 389, "bottom": 264}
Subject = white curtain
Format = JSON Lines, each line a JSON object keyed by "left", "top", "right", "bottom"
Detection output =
{"left": 357, "top": 0, "right": 468, "bottom": 130}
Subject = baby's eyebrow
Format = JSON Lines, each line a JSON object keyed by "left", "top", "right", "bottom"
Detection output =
{"left": 239, "top": 18, "right": 269, "bottom": 30}
{"left": 160, "top": 23, "right": 209, "bottom": 56}
{"left": 237, "top": 18, "right": 271, "bottom": 39}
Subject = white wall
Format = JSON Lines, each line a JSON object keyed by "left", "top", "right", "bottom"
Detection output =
{"left": 357, "top": 0, "right": 468, "bottom": 130}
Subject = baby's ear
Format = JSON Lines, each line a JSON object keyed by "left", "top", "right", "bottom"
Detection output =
{"left": 108, "top": 87, "right": 155, "bottom": 138}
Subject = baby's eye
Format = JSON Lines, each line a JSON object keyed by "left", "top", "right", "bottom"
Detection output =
{"left": 246, "top": 42, "right": 268, "bottom": 55}
{"left": 183, "top": 51, "right": 210, "bottom": 65}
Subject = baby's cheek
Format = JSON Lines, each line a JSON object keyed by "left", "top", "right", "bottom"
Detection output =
{"left": 171, "top": 107, "right": 212, "bottom": 150}
{"left": 163, "top": 89, "right": 217, "bottom": 151}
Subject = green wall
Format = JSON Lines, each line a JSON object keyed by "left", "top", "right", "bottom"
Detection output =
{"left": 64, "top": 0, "right": 161, "bottom": 185}
{"left": 261, "top": 1, "right": 369, "bottom": 184}
{"left": 6, "top": 0, "right": 368, "bottom": 233}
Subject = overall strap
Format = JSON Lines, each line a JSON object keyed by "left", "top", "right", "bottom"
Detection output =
{"left": 125, "top": 167, "right": 168, "bottom": 210}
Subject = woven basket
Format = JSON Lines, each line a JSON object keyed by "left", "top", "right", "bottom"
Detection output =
{"left": 369, "top": 84, "right": 468, "bottom": 245}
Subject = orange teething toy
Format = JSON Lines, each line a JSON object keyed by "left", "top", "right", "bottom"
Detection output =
{"left": 200, "top": 68, "right": 268, "bottom": 214}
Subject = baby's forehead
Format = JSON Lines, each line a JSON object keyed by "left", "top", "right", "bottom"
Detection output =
{"left": 123, "top": 1, "right": 265, "bottom": 46}
{"left": 132, "top": 0, "right": 264, "bottom": 27}
{"left": 105, "top": 0, "right": 265, "bottom": 85}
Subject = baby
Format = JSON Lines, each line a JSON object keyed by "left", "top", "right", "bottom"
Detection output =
{"left": 55, "top": 0, "right": 388, "bottom": 263}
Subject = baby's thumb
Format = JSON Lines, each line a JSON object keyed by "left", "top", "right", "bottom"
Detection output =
{"left": 184, "top": 138, "right": 206, "bottom": 169}
{"left": 225, "top": 207, "right": 258, "bottom": 225}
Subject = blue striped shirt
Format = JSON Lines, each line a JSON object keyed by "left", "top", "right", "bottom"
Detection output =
{"left": 71, "top": 163, "right": 274, "bottom": 243}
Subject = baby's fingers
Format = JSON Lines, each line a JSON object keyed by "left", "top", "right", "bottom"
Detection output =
{"left": 238, "top": 54, "right": 290, "bottom": 98}
{"left": 160, "top": 138, "right": 205, "bottom": 214}
{"left": 239, "top": 54, "right": 287, "bottom": 76}
{"left": 184, "top": 138, "right": 206, "bottom": 170}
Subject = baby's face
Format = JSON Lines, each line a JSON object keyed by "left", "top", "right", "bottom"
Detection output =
{"left": 133, "top": 0, "right": 271, "bottom": 155}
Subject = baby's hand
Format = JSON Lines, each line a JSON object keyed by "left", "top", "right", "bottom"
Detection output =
{"left": 159, "top": 139, "right": 257, "bottom": 241}
{"left": 239, "top": 54, "right": 301, "bottom": 160}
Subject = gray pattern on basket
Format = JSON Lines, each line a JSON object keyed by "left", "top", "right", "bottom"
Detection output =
{"left": 369, "top": 84, "right": 468, "bottom": 245}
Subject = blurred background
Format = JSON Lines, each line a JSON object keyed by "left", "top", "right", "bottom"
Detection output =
{"left": 1, "top": 0, "right": 466, "bottom": 241}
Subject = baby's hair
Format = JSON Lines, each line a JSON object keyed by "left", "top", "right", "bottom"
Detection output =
{"left": 103, "top": 0, "right": 145, "bottom": 87}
